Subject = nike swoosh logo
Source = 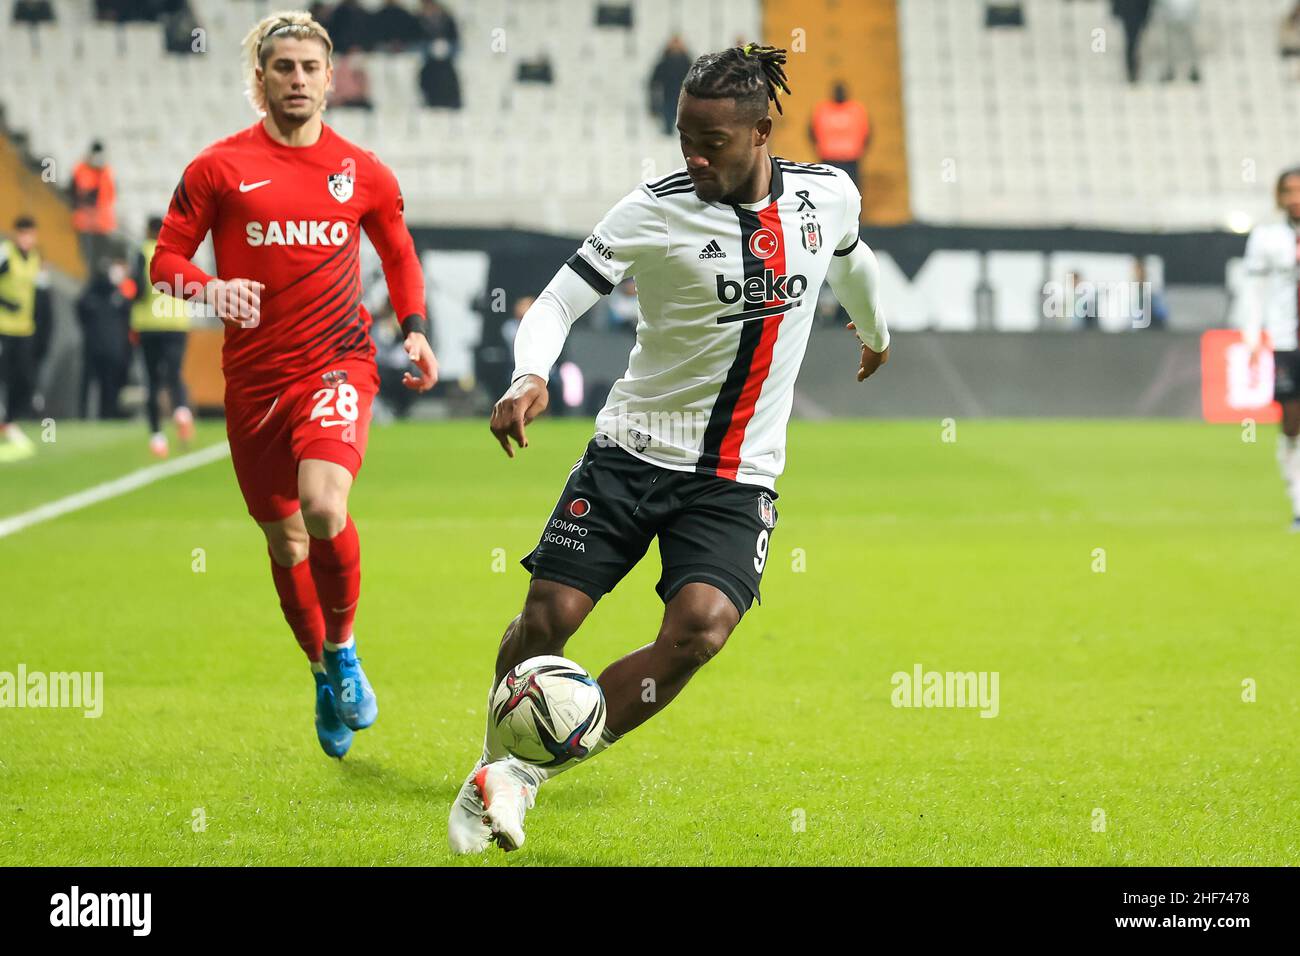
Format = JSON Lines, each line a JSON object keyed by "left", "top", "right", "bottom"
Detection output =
{"left": 239, "top": 179, "right": 272, "bottom": 193}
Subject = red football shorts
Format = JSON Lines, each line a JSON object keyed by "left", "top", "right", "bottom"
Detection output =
{"left": 225, "top": 360, "right": 379, "bottom": 523}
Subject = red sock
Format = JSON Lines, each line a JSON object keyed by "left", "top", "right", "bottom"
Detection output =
{"left": 269, "top": 553, "right": 325, "bottom": 662}
{"left": 308, "top": 515, "right": 361, "bottom": 645}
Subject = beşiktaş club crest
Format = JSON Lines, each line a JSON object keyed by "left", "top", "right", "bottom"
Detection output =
{"left": 758, "top": 493, "right": 776, "bottom": 529}
{"left": 327, "top": 167, "right": 354, "bottom": 203}
{"left": 799, "top": 212, "right": 822, "bottom": 254}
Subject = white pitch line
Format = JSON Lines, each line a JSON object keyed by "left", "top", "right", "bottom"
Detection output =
{"left": 0, "top": 440, "right": 231, "bottom": 540}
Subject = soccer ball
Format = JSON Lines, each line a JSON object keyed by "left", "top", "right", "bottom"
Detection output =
{"left": 491, "top": 656, "right": 607, "bottom": 767}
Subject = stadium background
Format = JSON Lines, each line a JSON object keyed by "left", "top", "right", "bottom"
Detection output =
{"left": 4, "top": 0, "right": 1298, "bottom": 423}
{"left": 1, "top": 0, "right": 1298, "bottom": 867}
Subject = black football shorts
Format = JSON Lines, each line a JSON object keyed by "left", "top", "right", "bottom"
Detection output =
{"left": 1274, "top": 349, "right": 1300, "bottom": 402}
{"left": 521, "top": 435, "right": 780, "bottom": 616}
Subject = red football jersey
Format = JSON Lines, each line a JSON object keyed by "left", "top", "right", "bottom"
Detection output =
{"left": 151, "top": 121, "right": 425, "bottom": 404}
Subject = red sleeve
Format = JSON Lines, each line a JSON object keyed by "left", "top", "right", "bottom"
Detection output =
{"left": 150, "top": 154, "right": 220, "bottom": 300}
{"left": 361, "top": 158, "right": 426, "bottom": 326}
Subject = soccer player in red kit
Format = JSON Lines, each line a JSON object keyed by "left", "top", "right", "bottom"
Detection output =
{"left": 150, "top": 11, "right": 437, "bottom": 758}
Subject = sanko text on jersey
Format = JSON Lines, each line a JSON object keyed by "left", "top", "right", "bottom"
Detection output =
{"left": 245, "top": 220, "right": 351, "bottom": 247}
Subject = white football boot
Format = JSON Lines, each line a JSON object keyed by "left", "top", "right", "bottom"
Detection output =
{"left": 474, "top": 758, "right": 538, "bottom": 852}
{"left": 448, "top": 763, "right": 493, "bottom": 854}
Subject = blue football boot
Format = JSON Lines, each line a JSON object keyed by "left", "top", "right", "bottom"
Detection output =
{"left": 314, "top": 671, "right": 353, "bottom": 758}
{"left": 322, "top": 642, "right": 378, "bottom": 730}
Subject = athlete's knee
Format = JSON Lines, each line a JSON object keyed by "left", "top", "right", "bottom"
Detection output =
{"left": 299, "top": 490, "right": 348, "bottom": 538}
{"left": 517, "top": 583, "right": 591, "bottom": 653}
{"left": 263, "top": 518, "right": 310, "bottom": 566}
{"left": 660, "top": 598, "right": 738, "bottom": 672}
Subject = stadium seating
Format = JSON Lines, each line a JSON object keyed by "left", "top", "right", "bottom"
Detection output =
{"left": 0, "top": 0, "right": 759, "bottom": 238}
{"left": 899, "top": 0, "right": 1300, "bottom": 229}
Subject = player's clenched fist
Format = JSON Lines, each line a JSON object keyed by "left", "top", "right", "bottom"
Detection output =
{"left": 205, "top": 277, "right": 265, "bottom": 329}
{"left": 490, "top": 373, "right": 549, "bottom": 458}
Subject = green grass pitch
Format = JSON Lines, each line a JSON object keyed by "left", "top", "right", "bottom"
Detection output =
{"left": 0, "top": 417, "right": 1296, "bottom": 865}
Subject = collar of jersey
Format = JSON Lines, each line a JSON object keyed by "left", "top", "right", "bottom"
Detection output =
{"left": 254, "top": 119, "right": 334, "bottom": 153}
{"left": 706, "top": 155, "right": 785, "bottom": 212}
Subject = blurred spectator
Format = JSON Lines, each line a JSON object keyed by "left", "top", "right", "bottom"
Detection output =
{"left": 606, "top": 278, "right": 638, "bottom": 332}
{"left": 161, "top": 1, "right": 200, "bottom": 55}
{"left": 373, "top": 0, "right": 422, "bottom": 51}
{"left": 375, "top": 312, "right": 420, "bottom": 419}
{"left": 1281, "top": 3, "right": 1300, "bottom": 66}
{"left": 648, "top": 36, "right": 692, "bottom": 136}
{"left": 1157, "top": 0, "right": 1199, "bottom": 83}
{"left": 418, "top": 0, "right": 462, "bottom": 108}
{"left": 502, "top": 295, "right": 532, "bottom": 353}
{"left": 1112, "top": 0, "right": 1154, "bottom": 84}
{"left": 130, "top": 216, "right": 194, "bottom": 457}
{"left": 330, "top": 48, "right": 374, "bottom": 110}
{"left": 0, "top": 216, "right": 43, "bottom": 460}
{"left": 327, "top": 0, "right": 376, "bottom": 52}
{"left": 984, "top": 1, "right": 1025, "bottom": 28}
{"left": 1133, "top": 258, "right": 1168, "bottom": 330}
{"left": 13, "top": 0, "right": 54, "bottom": 25}
{"left": 95, "top": 0, "right": 180, "bottom": 22}
{"left": 809, "top": 82, "right": 871, "bottom": 192}
{"left": 77, "top": 256, "right": 133, "bottom": 420}
{"left": 516, "top": 53, "right": 554, "bottom": 85}
{"left": 71, "top": 140, "right": 118, "bottom": 277}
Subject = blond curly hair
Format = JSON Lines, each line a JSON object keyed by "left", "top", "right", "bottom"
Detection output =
{"left": 241, "top": 10, "right": 334, "bottom": 114}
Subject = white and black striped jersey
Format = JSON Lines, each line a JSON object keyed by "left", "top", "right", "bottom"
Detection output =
{"left": 1243, "top": 220, "right": 1300, "bottom": 352}
{"left": 563, "top": 156, "right": 867, "bottom": 489}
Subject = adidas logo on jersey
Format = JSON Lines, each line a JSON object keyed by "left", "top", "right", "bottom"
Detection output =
{"left": 698, "top": 240, "right": 727, "bottom": 260}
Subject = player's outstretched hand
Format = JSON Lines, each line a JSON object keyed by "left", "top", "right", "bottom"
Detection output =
{"left": 848, "top": 321, "right": 889, "bottom": 382}
{"left": 490, "top": 373, "right": 549, "bottom": 458}
{"left": 402, "top": 332, "right": 439, "bottom": 392}
{"left": 205, "top": 277, "right": 265, "bottom": 329}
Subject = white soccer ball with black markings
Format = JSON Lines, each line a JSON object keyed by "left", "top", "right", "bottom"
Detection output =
{"left": 491, "top": 655, "right": 607, "bottom": 767}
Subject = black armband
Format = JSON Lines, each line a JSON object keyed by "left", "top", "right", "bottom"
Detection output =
{"left": 400, "top": 314, "right": 429, "bottom": 338}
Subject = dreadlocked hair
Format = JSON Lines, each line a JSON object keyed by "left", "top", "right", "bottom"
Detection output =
{"left": 681, "top": 43, "right": 791, "bottom": 120}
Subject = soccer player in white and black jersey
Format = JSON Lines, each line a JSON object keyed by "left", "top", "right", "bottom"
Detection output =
{"left": 449, "top": 45, "right": 890, "bottom": 852}
{"left": 1244, "top": 166, "right": 1300, "bottom": 529}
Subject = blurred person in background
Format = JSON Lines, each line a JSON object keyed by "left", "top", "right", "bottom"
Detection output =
{"left": 418, "top": 0, "right": 462, "bottom": 108}
{"left": 648, "top": 35, "right": 692, "bottom": 136}
{"left": 13, "top": 0, "right": 54, "bottom": 25}
{"left": 130, "top": 216, "right": 194, "bottom": 457}
{"left": 1132, "top": 258, "right": 1168, "bottom": 330}
{"left": 372, "top": 0, "right": 421, "bottom": 52}
{"left": 1281, "top": 2, "right": 1300, "bottom": 78}
{"left": 1112, "top": 0, "right": 1154, "bottom": 84}
{"left": 77, "top": 253, "right": 133, "bottom": 421}
{"left": 161, "top": 1, "right": 201, "bottom": 55}
{"left": 1242, "top": 166, "right": 1300, "bottom": 530}
{"left": 329, "top": 47, "right": 374, "bottom": 109}
{"left": 71, "top": 140, "right": 117, "bottom": 278}
{"left": 606, "top": 277, "right": 638, "bottom": 332}
{"left": 1156, "top": 0, "right": 1200, "bottom": 83}
{"left": 809, "top": 81, "right": 871, "bottom": 192}
{"left": 0, "top": 216, "right": 43, "bottom": 461}
{"left": 324, "top": 0, "right": 375, "bottom": 52}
